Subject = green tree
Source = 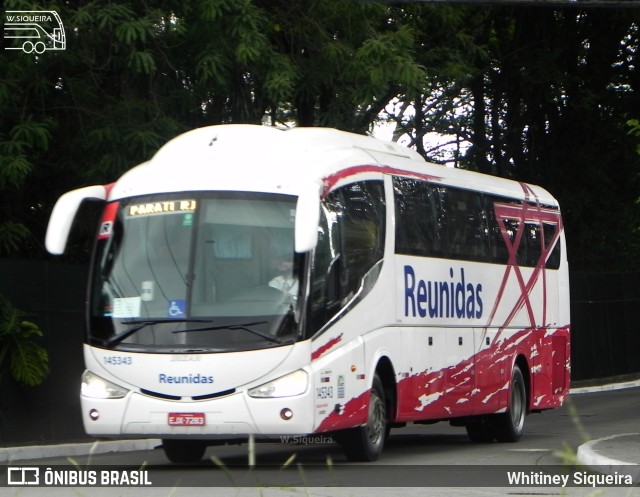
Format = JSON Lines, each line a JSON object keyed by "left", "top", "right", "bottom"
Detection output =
{"left": 0, "top": 295, "right": 49, "bottom": 387}
{"left": 0, "top": 0, "right": 426, "bottom": 259}
{"left": 3, "top": 1, "right": 640, "bottom": 271}
{"left": 385, "top": 5, "right": 640, "bottom": 271}
{"left": 481, "top": 6, "right": 640, "bottom": 270}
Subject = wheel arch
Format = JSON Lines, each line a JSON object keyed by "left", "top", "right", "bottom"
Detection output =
{"left": 374, "top": 355, "right": 397, "bottom": 423}
{"left": 514, "top": 354, "right": 531, "bottom": 412}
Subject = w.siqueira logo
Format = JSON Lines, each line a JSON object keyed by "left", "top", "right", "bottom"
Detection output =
{"left": 3, "top": 10, "right": 66, "bottom": 54}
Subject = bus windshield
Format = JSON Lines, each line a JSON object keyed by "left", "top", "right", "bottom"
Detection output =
{"left": 88, "top": 192, "right": 302, "bottom": 352}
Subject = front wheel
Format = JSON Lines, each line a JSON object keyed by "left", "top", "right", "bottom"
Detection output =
{"left": 465, "top": 416, "right": 495, "bottom": 443}
{"left": 492, "top": 365, "right": 527, "bottom": 442}
{"left": 337, "top": 374, "right": 387, "bottom": 462}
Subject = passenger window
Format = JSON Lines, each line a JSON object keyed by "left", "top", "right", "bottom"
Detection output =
{"left": 441, "top": 188, "right": 490, "bottom": 262}
{"left": 393, "top": 180, "right": 562, "bottom": 270}
{"left": 543, "top": 222, "right": 561, "bottom": 270}
{"left": 518, "top": 221, "right": 542, "bottom": 267}
{"left": 393, "top": 178, "right": 445, "bottom": 257}
{"left": 485, "top": 196, "right": 510, "bottom": 265}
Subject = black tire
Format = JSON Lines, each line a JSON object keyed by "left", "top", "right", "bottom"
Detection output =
{"left": 491, "top": 365, "right": 527, "bottom": 443}
{"left": 338, "top": 374, "right": 387, "bottom": 462}
{"left": 465, "top": 416, "right": 496, "bottom": 443}
{"left": 162, "top": 439, "right": 207, "bottom": 463}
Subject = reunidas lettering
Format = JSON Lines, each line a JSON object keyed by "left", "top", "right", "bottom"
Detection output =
{"left": 158, "top": 373, "right": 214, "bottom": 384}
{"left": 404, "top": 265, "right": 483, "bottom": 319}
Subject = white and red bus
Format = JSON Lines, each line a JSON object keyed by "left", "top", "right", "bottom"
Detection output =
{"left": 46, "top": 125, "right": 570, "bottom": 463}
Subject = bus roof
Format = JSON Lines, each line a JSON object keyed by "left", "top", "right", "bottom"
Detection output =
{"left": 109, "top": 124, "right": 558, "bottom": 207}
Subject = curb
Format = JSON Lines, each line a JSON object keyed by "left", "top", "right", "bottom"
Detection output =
{"left": 571, "top": 381, "right": 640, "bottom": 483}
{"left": 576, "top": 433, "right": 640, "bottom": 484}
{"left": 0, "top": 439, "right": 161, "bottom": 463}
{"left": 570, "top": 378, "right": 640, "bottom": 395}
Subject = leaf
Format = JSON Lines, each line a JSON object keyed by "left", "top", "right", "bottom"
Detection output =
{"left": 128, "top": 50, "right": 157, "bottom": 75}
{"left": 124, "top": 129, "right": 162, "bottom": 156}
{"left": 0, "top": 222, "right": 30, "bottom": 254}
{"left": 0, "top": 154, "right": 32, "bottom": 188}
{"left": 72, "top": 3, "right": 98, "bottom": 26}
{"left": 116, "top": 18, "right": 155, "bottom": 45}
{"left": 0, "top": 295, "right": 48, "bottom": 387}
{"left": 199, "top": 0, "right": 232, "bottom": 22}
{"left": 263, "top": 54, "right": 298, "bottom": 101}
{"left": 196, "top": 52, "right": 229, "bottom": 85}
{"left": 10, "top": 338, "right": 49, "bottom": 387}
{"left": 9, "top": 120, "right": 53, "bottom": 150}
{"left": 95, "top": 3, "right": 135, "bottom": 30}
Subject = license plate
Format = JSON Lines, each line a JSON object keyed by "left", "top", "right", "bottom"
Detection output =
{"left": 168, "top": 413, "right": 206, "bottom": 426}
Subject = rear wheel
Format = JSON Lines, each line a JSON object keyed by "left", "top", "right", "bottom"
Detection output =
{"left": 162, "top": 439, "right": 207, "bottom": 463}
{"left": 338, "top": 374, "right": 387, "bottom": 461}
{"left": 492, "top": 365, "right": 527, "bottom": 442}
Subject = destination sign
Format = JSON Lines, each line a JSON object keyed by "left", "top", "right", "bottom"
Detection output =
{"left": 127, "top": 200, "right": 197, "bottom": 217}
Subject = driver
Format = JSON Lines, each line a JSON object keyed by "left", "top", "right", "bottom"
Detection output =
{"left": 268, "top": 259, "right": 299, "bottom": 295}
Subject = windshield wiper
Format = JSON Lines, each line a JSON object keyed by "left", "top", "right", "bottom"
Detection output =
{"left": 173, "top": 321, "right": 283, "bottom": 344}
{"left": 105, "top": 319, "right": 210, "bottom": 347}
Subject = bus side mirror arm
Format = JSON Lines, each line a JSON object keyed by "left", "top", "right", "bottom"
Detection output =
{"left": 295, "top": 183, "right": 322, "bottom": 253}
{"left": 45, "top": 185, "right": 107, "bottom": 255}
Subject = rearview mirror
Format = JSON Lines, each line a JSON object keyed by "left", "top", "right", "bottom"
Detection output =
{"left": 45, "top": 185, "right": 107, "bottom": 255}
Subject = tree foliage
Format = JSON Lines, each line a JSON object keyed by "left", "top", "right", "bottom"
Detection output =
{"left": 0, "top": 0, "right": 426, "bottom": 259}
{"left": 1, "top": 1, "right": 640, "bottom": 270}
{"left": 388, "top": 5, "right": 640, "bottom": 270}
{"left": 0, "top": 295, "right": 49, "bottom": 387}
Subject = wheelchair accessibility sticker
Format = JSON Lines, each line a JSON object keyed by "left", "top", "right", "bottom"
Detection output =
{"left": 167, "top": 300, "right": 186, "bottom": 318}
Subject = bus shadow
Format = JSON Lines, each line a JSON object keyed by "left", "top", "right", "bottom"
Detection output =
{"left": 193, "top": 430, "right": 473, "bottom": 468}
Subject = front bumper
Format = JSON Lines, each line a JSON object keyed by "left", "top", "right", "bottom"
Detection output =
{"left": 81, "top": 387, "right": 316, "bottom": 438}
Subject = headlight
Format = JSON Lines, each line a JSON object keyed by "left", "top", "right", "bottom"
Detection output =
{"left": 248, "top": 370, "right": 308, "bottom": 398}
{"left": 81, "top": 370, "right": 129, "bottom": 399}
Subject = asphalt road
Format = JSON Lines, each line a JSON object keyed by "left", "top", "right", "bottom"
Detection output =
{"left": 3, "top": 386, "right": 639, "bottom": 496}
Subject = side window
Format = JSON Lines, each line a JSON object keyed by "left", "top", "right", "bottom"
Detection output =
{"left": 339, "top": 181, "right": 386, "bottom": 294}
{"left": 307, "top": 205, "right": 336, "bottom": 335}
{"left": 543, "top": 222, "right": 561, "bottom": 270}
{"left": 308, "top": 181, "right": 385, "bottom": 335}
{"left": 518, "top": 221, "right": 542, "bottom": 267}
{"left": 441, "top": 188, "right": 490, "bottom": 262}
{"left": 393, "top": 177, "right": 445, "bottom": 257}
{"left": 393, "top": 183, "right": 562, "bottom": 269}
{"left": 485, "top": 196, "right": 511, "bottom": 265}
{"left": 489, "top": 200, "right": 556, "bottom": 268}
{"left": 394, "top": 177, "right": 490, "bottom": 262}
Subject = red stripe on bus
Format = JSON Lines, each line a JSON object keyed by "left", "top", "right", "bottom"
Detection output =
{"left": 311, "top": 333, "right": 343, "bottom": 361}
{"left": 322, "top": 165, "right": 441, "bottom": 198}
